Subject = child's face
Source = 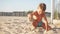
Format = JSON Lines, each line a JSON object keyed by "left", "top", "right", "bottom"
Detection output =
{"left": 37, "top": 6, "right": 43, "bottom": 14}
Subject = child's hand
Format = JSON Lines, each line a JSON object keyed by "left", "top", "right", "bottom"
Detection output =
{"left": 28, "top": 14, "right": 34, "bottom": 21}
{"left": 28, "top": 14, "right": 31, "bottom": 20}
{"left": 46, "top": 25, "right": 51, "bottom": 31}
{"left": 28, "top": 14, "right": 31, "bottom": 19}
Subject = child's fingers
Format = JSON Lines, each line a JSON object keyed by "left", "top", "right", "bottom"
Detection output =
{"left": 42, "top": 23, "right": 51, "bottom": 31}
{"left": 28, "top": 14, "right": 31, "bottom": 18}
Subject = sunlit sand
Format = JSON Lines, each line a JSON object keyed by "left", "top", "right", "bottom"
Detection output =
{"left": 0, "top": 16, "right": 60, "bottom": 34}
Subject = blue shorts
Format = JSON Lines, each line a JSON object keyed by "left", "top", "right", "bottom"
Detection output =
{"left": 37, "top": 21, "right": 43, "bottom": 27}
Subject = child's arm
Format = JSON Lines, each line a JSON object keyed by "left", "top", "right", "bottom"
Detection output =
{"left": 27, "top": 12, "right": 34, "bottom": 21}
{"left": 27, "top": 12, "right": 37, "bottom": 21}
{"left": 42, "top": 13, "right": 48, "bottom": 31}
{"left": 27, "top": 13, "right": 32, "bottom": 21}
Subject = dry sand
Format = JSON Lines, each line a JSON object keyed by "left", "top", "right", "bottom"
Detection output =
{"left": 0, "top": 16, "right": 60, "bottom": 34}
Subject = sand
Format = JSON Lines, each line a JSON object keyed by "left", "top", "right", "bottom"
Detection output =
{"left": 0, "top": 16, "right": 60, "bottom": 34}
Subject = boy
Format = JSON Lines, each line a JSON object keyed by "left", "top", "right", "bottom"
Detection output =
{"left": 28, "top": 3, "right": 51, "bottom": 31}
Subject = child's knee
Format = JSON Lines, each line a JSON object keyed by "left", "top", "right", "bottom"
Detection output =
{"left": 32, "top": 23, "right": 37, "bottom": 28}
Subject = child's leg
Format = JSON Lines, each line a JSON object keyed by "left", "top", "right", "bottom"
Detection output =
{"left": 42, "top": 23, "right": 51, "bottom": 31}
{"left": 32, "top": 22, "right": 37, "bottom": 29}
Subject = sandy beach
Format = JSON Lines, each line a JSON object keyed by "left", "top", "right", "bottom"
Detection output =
{"left": 0, "top": 16, "right": 60, "bottom": 34}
